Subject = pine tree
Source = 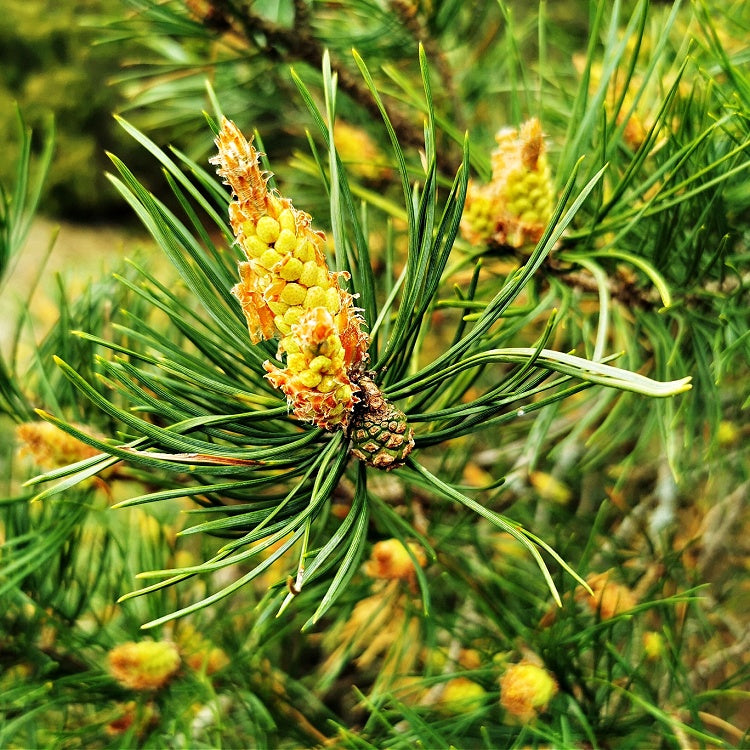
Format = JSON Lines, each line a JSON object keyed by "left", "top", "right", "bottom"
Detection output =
{"left": 2, "top": 1, "right": 748, "bottom": 746}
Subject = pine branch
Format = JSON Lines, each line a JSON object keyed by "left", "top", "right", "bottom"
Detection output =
{"left": 548, "top": 256, "right": 662, "bottom": 310}
{"left": 188, "top": 0, "right": 456, "bottom": 168}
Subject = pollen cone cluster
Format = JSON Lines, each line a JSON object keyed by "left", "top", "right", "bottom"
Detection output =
{"left": 212, "top": 118, "right": 414, "bottom": 468}
{"left": 461, "top": 118, "right": 554, "bottom": 251}
{"left": 211, "top": 117, "right": 369, "bottom": 430}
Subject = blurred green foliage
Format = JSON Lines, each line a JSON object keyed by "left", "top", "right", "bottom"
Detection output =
{"left": 0, "top": 0, "right": 160, "bottom": 220}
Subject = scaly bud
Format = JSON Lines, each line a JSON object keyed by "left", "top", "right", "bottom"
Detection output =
{"left": 462, "top": 117, "right": 555, "bottom": 251}
{"left": 334, "top": 121, "right": 392, "bottom": 181}
{"left": 107, "top": 640, "right": 181, "bottom": 691}
{"left": 576, "top": 571, "right": 638, "bottom": 619}
{"left": 16, "top": 421, "right": 100, "bottom": 470}
{"left": 499, "top": 661, "right": 558, "bottom": 723}
{"left": 363, "top": 538, "right": 426, "bottom": 584}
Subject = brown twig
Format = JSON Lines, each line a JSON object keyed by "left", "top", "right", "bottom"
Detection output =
{"left": 545, "top": 256, "right": 662, "bottom": 310}
{"left": 389, "top": 0, "right": 464, "bottom": 130}
{"left": 190, "top": 0, "right": 460, "bottom": 173}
